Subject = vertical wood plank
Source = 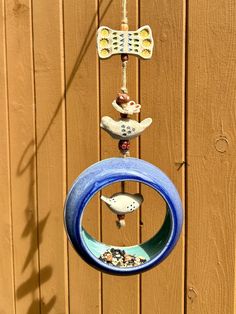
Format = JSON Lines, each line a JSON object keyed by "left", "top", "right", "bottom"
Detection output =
{"left": 99, "top": 1, "right": 140, "bottom": 313}
{"left": 0, "top": 0, "right": 15, "bottom": 312}
{"left": 64, "top": 0, "right": 101, "bottom": 313}
{"left": 5, "top": 0, "right": 40, "bottom": 313}
{"left": 32, "top": 0, "right": 68, "bottom": 313}
{"left": 187, "top": 0, "right": 236, "bottom": 313}
{"left": 140, "top": 0, "right": 186, "bottom": 313}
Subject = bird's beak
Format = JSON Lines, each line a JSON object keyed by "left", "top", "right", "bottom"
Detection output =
{"left": 135, "top": 193, "right": 144, "bottom": 204}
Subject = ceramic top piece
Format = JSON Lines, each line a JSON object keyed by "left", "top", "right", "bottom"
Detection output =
{"left": 101, "top": 193, "right": 144, "bottom": 215}
{"left": 112, "top": 99, "right": 141, "bottom": 115}
{"left": 100, "top": 116, "right": 152, "bottom": 140}
{"left": 97, "top": 25, "right": 154, "bottom": 60}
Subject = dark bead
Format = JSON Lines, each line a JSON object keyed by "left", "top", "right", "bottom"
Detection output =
{"left": 117, "top": 214, "right": 125, "bottom": 220}
{"left": 118, "top": 140, "right": 130, "bottom": 152}
{"left": 116, "top": 92, "right": 130, "bottom": 105}
{"left": 121, "top": 54, "right": 129, "bottom": 62}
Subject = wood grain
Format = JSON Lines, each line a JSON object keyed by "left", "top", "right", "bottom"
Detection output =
{"left": 5, "top": 0, "right": 40, "bottom": 313}
{"left": 140, "top": 0, "right": 185, "bottom": 313}
{"left": 64, "top": 0, "right": 101, "bottom": 313}
{"left": 187, "top": 0, "right": 236, "bottom": 313}
{"left": 0, "top": 1, "right": 15, "bottom": 313}
{"left": 99, "top": 0, "right": 140, "bottom": 313}
{"left": 32, "top": 0, "right": 68, "bottom": 313}
{"left": 2, "top": 0, "right": 236, "bottom": 313}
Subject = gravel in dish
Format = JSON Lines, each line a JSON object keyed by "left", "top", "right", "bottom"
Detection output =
{"left": 99, "top": 248, "right": 147, "bottom": 267}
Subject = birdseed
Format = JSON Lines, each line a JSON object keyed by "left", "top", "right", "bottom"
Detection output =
{"left": 99, "top": 248, "right": 147, "bottom": 267}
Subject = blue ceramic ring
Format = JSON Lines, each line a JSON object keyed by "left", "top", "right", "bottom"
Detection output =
{"left": 64, "top": 157, "right": 183, "bottom": 275}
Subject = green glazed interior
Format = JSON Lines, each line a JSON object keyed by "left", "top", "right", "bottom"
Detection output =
{"left": 82, "top": 210, "right": 172, "bottom": 261}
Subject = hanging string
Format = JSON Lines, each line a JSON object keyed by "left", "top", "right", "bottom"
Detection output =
{"left": 120, "top": 0, "right": 129, "bottom": 156}
{"left": 121, "top": 60, "right": 128, "bottom": 94}
{"left": 122, "top": 0, "right": 128, "bottom": 25}
{"left": 121, "top": 0, "right": 128, "bottom": 94}
{"left": 116, "top": 0, "right": 129, "bottom": 228}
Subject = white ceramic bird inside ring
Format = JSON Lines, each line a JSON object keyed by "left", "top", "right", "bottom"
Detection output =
{"left": 101, "top": 192, "right": 144, "bottom": 215}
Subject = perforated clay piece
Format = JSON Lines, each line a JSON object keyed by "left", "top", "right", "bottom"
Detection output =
{"left": 97, "top": 25, "right": 154, "bottom": 60}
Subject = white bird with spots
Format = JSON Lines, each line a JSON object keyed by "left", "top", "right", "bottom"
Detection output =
{"left": 100, "top": 116, "right": 152, "bottom": 140}
{"left": 101, "top": 192, "right": 144, "bottom": 215}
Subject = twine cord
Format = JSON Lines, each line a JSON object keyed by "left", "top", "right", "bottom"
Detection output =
{"left": 122, "top": 0, "right": 128, "bottom": 24}
{"left": 117, "top": 0, "right": 129, "bottom": 228}
{"left": 121, "top": 0, "right": 128, "bottom": 94}
{"left": 121, "top": 61, "right": 128, "bottom": 93}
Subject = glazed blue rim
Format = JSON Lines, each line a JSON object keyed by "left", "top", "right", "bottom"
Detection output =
{"left": 64, "top": 157, "right": 183, "bottom": 275}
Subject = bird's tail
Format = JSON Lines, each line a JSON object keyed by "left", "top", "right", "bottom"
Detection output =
{"left": 140, "top": 117, "right": 152, "bottom": 128}
{"left": 101, "top": 195, "right": 111, "bottom": 205}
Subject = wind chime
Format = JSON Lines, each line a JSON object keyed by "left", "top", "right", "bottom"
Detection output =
{"left": 64, "top": 1, "right": 183, "bottom": 275}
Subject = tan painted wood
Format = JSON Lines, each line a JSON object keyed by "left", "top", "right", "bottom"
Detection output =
{"left": 0, "top": 1, "right": 15, "bottom": 313}
{"left": 140, "top": 0, "right": 185, "bottom": 313}
{"left": 63, "top": 0, "right": 101, "bottom": 313}
{"left": 32, "top": 0, "right": 69, "bottom": 313}
{"left": 3, "top": 0, "right": 236, "bottom": 313}
{"left": 5, "top": 1, "right": 40, "bottom": 313}
{"left": 187, "top": 0, "right": 236, "bottom": 313}
{"left": 99, "top": 1, "right": 140, "bottom": 313}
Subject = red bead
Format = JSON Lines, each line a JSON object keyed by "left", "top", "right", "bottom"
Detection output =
{"left": 121, "top": 54, "right": 129, "bottom": 62}
{"left": 119, "top": 140, "right": 130, "bottom": 152}
{"left": 116, "top": 93, "right": 130, "bottom": 105}
{"left": 117, "top": 214, "right": 125, "bottom": 220}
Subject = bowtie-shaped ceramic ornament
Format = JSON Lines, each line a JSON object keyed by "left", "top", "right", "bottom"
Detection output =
{"left": 101, "top": 192, "right": 144, "bottom": 215}
{"left": 100, "top": 116, "right": 152, "bottom": 140}
{"left": 97, "top": 25, "right": 154, "bottom": 60}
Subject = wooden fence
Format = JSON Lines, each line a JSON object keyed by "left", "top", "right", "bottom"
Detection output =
{"left": 0, "top": 0, "right": 236, "bottom": 313}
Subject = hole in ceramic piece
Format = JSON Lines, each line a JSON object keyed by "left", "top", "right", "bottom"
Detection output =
{"left": 100, "top": 48, "right": 110, "bottom": 57}
{"left": 100, "top": 38, "right": 109, "bottom": 47}
{"left": 140, "top": 29, "right": 149, "bottom": 38}
{"left": 142, "top": 39, "right": 152, "bottom": 47}
{"left": 141, "top": 49, "right": 151, "bottom": 58}
{"left": 101, "top": 28, "right": 110, "bottom": 37}
{"left": 83, "top": 181, "right": 167, "bottom": 247}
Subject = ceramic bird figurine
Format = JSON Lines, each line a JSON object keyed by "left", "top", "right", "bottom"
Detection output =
{"left": 101, "top": 192, "right": 144, "bottom": 227}
{"left": 100, "top": 116, "right": 152, "bottom": 140}
{"left": 112, "top": 99, "right": 141, "bottom": 115}
{"left": 101, "top": 192, "right": 143, "bottom": 214}
{"left": 112, "top": 93, "right": 141, "bottom": 115}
